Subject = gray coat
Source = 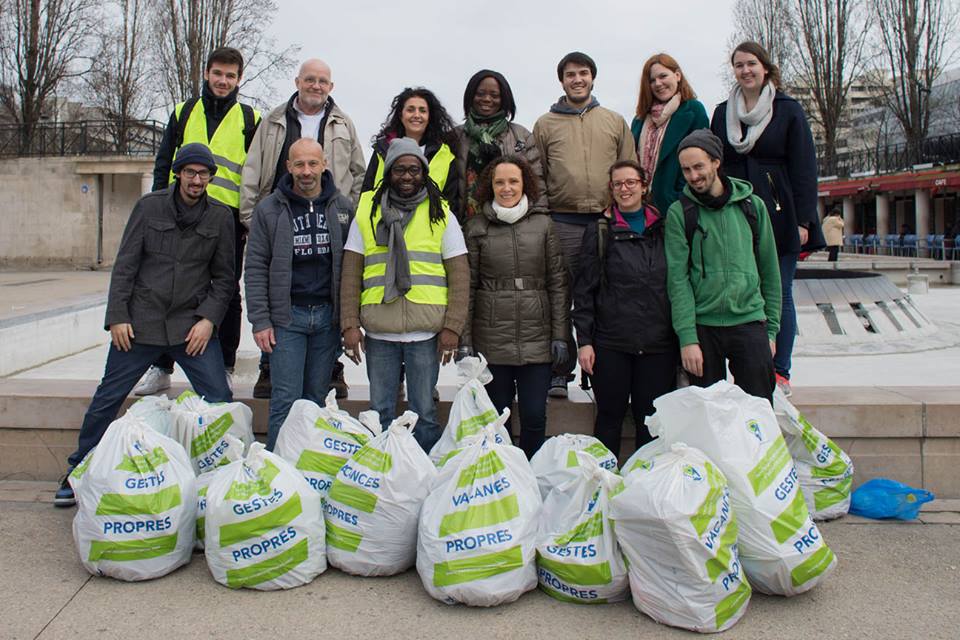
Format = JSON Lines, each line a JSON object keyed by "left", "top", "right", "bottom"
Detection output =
{"left": 104, "top": 184, "right": 236, "bottom": 345}
{"left": 245, "top": 183, "right": 353, "bottom": 333}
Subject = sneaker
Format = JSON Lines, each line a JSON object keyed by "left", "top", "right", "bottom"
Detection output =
{"left": 776, "top": 373, "right": 792, "bottom": 397}
{"left": 134, "top": 366, "right": 172, "bottom": 396}
{"left": 53, "top": 472, "right": 75, "bottom": 508}
{"left": 253, "top": 366, "right": 271, "bottom": 399}
{"left": 548, "top": 375, "right": 569, "bottom": 399}
{"left": 331, "top": 361, "right": 349, "bottom": 400}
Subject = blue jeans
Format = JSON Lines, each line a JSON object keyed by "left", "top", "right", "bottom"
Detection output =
{"left": 485, "top": 363, "right": 552, "bottom": 459}
{"left": 775, "top": 253, "right": 798, "bottom": 379}
{"left": 365, "top": 335, "right": 440, "bottom": 452}
{"left": 267, "top": 304, "right": 340, "bottom": 450}
{"left": 68, "top": 339, "right": 231, "bottom": 467}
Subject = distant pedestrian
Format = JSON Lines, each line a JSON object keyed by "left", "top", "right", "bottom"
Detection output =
{"left": 822, "top": 209, "right": 844, "bottom": 262}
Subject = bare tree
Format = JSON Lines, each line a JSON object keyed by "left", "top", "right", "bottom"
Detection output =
{"left": 793, "top": 0, "right": 870, "bottom": 174}
{"left": 83, "top": 0, "right": 150, "bottom": 151}
{"left": 151, "top": 0, "right": 298, "bottom": 107}
{"left": 871, "top": 0, "right": 958, "bottom": 164}
{"left": 729, "top": 0, "right": 798, "bottom": 82}
{"left": 0, "top": 0, "right": 97, "bottom": 147}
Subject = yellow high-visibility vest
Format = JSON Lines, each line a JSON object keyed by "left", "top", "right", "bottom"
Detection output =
{"left": 169, "top": 100, "right": 260, "bottom": 208}
{"left": 355, "top": 190, "right": 449, "bottom": 307}
{"left": 370, "top": 142, "right": 454, "bottom": 192}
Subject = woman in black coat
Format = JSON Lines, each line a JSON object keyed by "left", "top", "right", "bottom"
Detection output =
{"left": 710, "top": 41, "right": 825, "bottom": 397}
{"left": 573, "top": 160, "right": 677, "bottom": 458}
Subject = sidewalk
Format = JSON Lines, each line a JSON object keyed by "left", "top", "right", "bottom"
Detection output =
{"left": 2, "top": 489, "right": 958, "bottom": 640}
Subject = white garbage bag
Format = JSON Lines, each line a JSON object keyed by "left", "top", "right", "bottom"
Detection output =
{"left": 195, "top": 435, "right": 245, "bottom": 551}
{"left": 429, "top": 355, "right": 511, "bottom": 465}
{"left": 169, "top": 390, "right": 253, "bottom": 475}
{"left": 69, "top": 415, "right": 196, "bottom": 581}
{"left": 274, "top": 391, "right": 381, "bottom": 497}
{"left": 529, "top": 434, "right": 618, "bottom": 500}
{"left": 648, "top": 382, "right": 837, "bottom": 596}
{"left": 773, "top": 388, "right": 854, "bottom": 520}
{"left": 125, "top": 395, "right": 174, "bottom": 437}
{"left": 204, "top": 442, "right": 326, "bottom": 590}
{"left": 325, "top": 411, "right": 438, "bottom": 576}
{"left": 417, "top": 414, "right": 542, "bottom": 606}
{"left": 612, "top": 442, "right": 751, "bottom": 632}
{"left": 536, "top": 451, "right": 628, "bottom": 604}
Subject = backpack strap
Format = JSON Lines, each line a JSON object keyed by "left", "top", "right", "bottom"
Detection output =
{"left": 240, "top": 103, "right": 257, "bottom": 152}
{"left": 738, "top": 197, "right": 762, "bottom": 269}
{"left": 173, "top": 97, "right": 200, "bottom": 152}
{"left": 680, "top": 194, "right": 705, "bottom": 276}
{"left": 597, "top": 217, "right": 609, "bottom": 289}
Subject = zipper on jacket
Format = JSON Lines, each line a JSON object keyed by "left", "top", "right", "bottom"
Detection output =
{"left": 766, "top": 173, "right": 782, "bottom": 212}
{"left": 511, "top": 224, "right": 521, "bottom": 355}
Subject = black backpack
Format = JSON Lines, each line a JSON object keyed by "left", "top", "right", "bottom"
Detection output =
{"left": 174, "top": 97, "right": 258, "bottom": 153}
{"left": 680, "top": 194, "right": 761, "bottom": 276}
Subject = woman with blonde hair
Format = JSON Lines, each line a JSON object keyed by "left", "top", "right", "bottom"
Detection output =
{"left": 632, "top": 53, "right": 709, "bottom": 214}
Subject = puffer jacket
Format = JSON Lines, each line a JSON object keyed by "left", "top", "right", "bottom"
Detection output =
{"left": 573, "top": 207, "right": 677, "bottom": 355}
{"left": 462, "top": 203, "right": 568, "bottom": 365}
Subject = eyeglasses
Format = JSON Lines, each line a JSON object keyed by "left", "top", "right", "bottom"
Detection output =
{"left": 181, "top": 168, "right": 212, "bottom": 180}
{"left": 300, "top": 76, "right": 331, "bottom": 87}
{"left": 610, "top": 178, "right": 642, "bottom": 190}
{"left": 390, "top": 165, "right": 423, "bottom": 177}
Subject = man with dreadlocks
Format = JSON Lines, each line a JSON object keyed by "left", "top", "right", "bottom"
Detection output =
{"left": 340, "top": 137, "right": 470, "bottom": 452}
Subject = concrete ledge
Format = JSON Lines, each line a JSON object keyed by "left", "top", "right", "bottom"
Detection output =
{"left": 0, "top": 379, "right": 957, "bottom": 496}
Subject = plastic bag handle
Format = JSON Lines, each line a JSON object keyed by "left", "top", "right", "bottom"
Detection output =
{"left": 388, "top": 410, "right": 419, "bottom": 435}
{"left": 455, "top": 354, "right": 493, "bottom": 386}
{"left": 574, "top": 449, "right": 621, "bottom": 492}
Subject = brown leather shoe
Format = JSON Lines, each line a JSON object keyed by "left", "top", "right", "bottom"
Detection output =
{"left": 253, "top": 366, "right": 271, "bottom": 399}
{"left": 331, "top": 361, "right": 349, "bottom": 399}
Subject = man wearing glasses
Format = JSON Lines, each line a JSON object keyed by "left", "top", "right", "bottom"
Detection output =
{"left": 54, "top": 144, "right": 236, "bottom": 507}
{"left": 136, "top": 47, "right": 260, "bottom": 397}
{"left": 241, "top": 57, "right": 366, "bottom": 400}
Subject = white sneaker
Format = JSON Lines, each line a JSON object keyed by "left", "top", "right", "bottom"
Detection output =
{"left": 134, "top": 366, "right": 171, "bottom": 396}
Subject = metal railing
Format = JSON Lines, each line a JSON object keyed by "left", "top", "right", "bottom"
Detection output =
{"left": 819, "top": 132, "right": 960, "bottom": 177}
{"left": 0, "top": 119, "right": 164, "bottom": 157}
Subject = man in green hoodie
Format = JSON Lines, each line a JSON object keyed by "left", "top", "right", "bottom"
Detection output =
{"left": 665, "top": 129, "right": 781, "bottom": 401}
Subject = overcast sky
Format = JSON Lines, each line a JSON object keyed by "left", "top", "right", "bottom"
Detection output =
{"left": 260, "top": 0, "right": 739, "bottom": 157}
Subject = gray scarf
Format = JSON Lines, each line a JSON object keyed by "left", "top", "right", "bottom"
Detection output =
{"left": 375, "top": 186, "right": 428, "bottom": 302}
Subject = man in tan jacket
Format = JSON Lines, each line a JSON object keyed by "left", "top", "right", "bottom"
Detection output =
{"left": 533, "top": 51, "right": 635, "bottom": 397}
{"left": 240, "top": 57, "right": 366, "bottom": 399}
{"left": 821, "top": 210, "right": 844, "bottom": 262}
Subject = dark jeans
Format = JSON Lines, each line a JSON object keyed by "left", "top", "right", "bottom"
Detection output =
{"left": 591, "top": 347, "right": 678, "bottom": 458}
{"left": 68, "top": 339, "right": 231, "bottom": 467}
{"left": 774, "top": 253, "right": 798, "bottom": 380}
{"left": 690, "top": 322, "right": 775, "bottom": 403}
{"left": 827, "top": 246, "right": 839, "bottom": 262}
{"left": 485, "top": 363, "right": 552, "bottom": 459}
{"left": 365, "top": 336, "right": 441, "bottom": 452}
{"left": 552, "top": 220, "right": 588, "bottom": 379}
{"left": 266, "top": 304, "right": 340, "bottom": 451}
{"left": 157, "top": 225, "right": 246, "bottom": 371}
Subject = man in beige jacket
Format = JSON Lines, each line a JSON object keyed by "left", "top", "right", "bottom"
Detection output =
{"left": 821, "top": 209, "right": 844, "bottom": 262}
{"left": 533, "top": 51, "right": 635, "bottom": 397}
{"left": 240, "top": 58, "right": 366, "bottom": 399}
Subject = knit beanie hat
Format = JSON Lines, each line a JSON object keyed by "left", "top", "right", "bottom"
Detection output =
{"left": 383, "top": 137, "right": 429, "bottom": 174}
{"left": 557, "top": 51, "right": 597, "bottom": 80}
{"left": 678, "top": 129, "right": 723, "bottom": 161}
{"left": 172, "top": 142, "right": 218, "bottom": 174}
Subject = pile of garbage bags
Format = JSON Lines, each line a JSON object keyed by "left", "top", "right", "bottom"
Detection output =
{"left": 68, "top": 368, "right": 855, "bottom": 633}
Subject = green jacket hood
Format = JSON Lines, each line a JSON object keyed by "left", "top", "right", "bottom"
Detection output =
{"left": 682, "top": 176, "right": 754, "bottom": 207}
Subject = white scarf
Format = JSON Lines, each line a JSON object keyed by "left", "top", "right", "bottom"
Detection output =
{"left": 725, "top": 83, "right": 775, "bottom": 154}
{"left": 491, "top": 195, "right": 529, "bottom": 225}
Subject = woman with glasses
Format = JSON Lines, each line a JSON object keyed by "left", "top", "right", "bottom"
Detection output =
{"left": 453, "top": 70, "right": 546, "bottom": 221}
{"left": 362, "top": 87, "right": 460, "bottom": 215}
{"left": 573, "top": 160, "right": 677, "bottom": 457}
{"left": 632, "top": 53, "right": 709, "bottom": 214}
{"left": 461, "top": 155, "right": 567, "bottom": 459}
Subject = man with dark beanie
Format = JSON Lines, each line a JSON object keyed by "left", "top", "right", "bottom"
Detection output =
{"left": 244, "top": 138, "right": 354, "bottom": 450}
{"left": 137, "top": 47, "right": 261, "bottom": 396}
{"left": 54, "top": 143, "right": 235, "bottom": 507}
{"left": 533, "top": 51, "right": 634, "bottom": 397}
{"left": 665, "top": 128, "right": 781, "bottom": 402}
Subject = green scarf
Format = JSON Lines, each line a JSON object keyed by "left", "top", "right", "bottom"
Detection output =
{"left": 463, "top": 110, "right": 510, "bottom": 166}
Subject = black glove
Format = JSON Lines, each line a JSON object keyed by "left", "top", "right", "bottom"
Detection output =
{"left": 455, "top": 345, "right": 474, "bottom": 363}
{"left": 551, "top": 340, "right": 568, "bottom": 369}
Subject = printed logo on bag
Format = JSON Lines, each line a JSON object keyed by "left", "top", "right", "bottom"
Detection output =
{"left": 683, "top": 465, "right": 703, "bottom": 482}
{"left": 115, "top": 447, "right": 170, "bottom": 473}
{"left": 225, "top": 460, "right": 281, "bottom": 501}
{"left": 630, "top": 458, "right": 654, "bottom": 473}
{"left": 746, "top": 420, "right": 763, "bottom": 443}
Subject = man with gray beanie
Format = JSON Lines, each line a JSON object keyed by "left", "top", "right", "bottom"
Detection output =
{"left": 339, "top": 137, "right": 470, "bottom": 452}
{"left": 664, "top": 128, "right": 781, "bottom": 402}
{"left": 533, "top": 51, "right": 634, "bottom": 397}
{"left": 55, "top": 143, "right": 235, "bottom": 507}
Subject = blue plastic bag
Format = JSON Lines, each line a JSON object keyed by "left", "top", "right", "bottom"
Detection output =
{"left": 849, "top": 478, "right": 934, "bottom": 520}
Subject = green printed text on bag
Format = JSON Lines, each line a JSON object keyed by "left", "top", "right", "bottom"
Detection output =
{"left": 225, "top": 538, "right": 310, "bottom": 588}
{"left": 88, "top": 533, "right": 179, "bottom": 562}
{"left": 191, "top": 413, "right": 235, "bottom": 457}
{"left": 95, "top": 485, "right": 182, "bottom": 516}
{"left": 439, "top": 494, "right": 519, "bottom": 537}
{"left": 747, "top": 436, "right": 791, "bottom": 496}
{"left": 115, "top": 447, "right": 170, "bottom": 473}
{"left": 218, "top": 494, "right": 303, "bottom": 547}
{"left": 433, "top": 545, "right": 524, "bottom": 587}
{"left": 225, "top": 460, "right": 281, "bottom": 501}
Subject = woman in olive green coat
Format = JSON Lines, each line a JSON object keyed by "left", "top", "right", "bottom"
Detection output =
{"left": 461, "top": 155, "right": 568, "bottom": 458}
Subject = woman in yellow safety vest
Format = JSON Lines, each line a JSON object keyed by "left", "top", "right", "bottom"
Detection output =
{"left": 361, "top": 87, "right": 460, "bottom": 215}
{"left": 342, "top": 138, "right": 470, "bottom": 453}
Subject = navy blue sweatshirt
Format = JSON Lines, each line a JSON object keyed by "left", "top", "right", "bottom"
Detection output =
{"left": 277, "top": 171, "right": 336, "bottom": 305}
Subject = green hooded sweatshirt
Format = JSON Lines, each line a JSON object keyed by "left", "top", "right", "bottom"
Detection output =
{"left": 664, "top": 176, "right": 782, "bottom": 347}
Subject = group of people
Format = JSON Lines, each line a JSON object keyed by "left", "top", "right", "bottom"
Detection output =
{"left": 54, "top": 42, "right": 825, "bottom": 507}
